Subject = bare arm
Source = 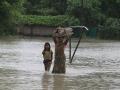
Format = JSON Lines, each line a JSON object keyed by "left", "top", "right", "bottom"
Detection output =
{"left": 52, "top": 30, "right": 58, "bottom": 44}
{"left": 53, "top": 35, "right": 57, "bottom": 44}
{"left": 64, "top": 37, "right": 69, "bottom": 45}
{"left": 51, "top": 51, "right": 53, "bottom": 61}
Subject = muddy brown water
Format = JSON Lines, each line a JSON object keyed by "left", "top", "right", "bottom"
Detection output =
{"left": 0, "top": 37, "right": 120, "bottom": 90}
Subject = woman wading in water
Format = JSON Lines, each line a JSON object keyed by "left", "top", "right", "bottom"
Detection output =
{"left": 52, "top": 27, "right": 69, "bottom": 73}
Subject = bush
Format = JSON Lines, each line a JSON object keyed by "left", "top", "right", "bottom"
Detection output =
{"left": 18, "top": 15, "right": 80, "bottom": 27}
{"left": 26, "top": 8, "right": 59, "bottom": 16}
{"left": 98, "top": 18, "right": 120, "bottom": 40}
{"left": 0, "top": 24, "right": 17, "bottom": 35}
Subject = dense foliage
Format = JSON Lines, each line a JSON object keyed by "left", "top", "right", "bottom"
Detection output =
{"left": 19, "top": 15, "right": 80, "bottom": 26}
{"left": 0, "top": 0, "right": 120, "bottom": 39}
{"left": 24, "top": 0, "right": 67, "bottom": 15}
{"left": 98, "top": 18, "right": 120, "bottom": 40}
{"left": 0, "top": 0, "right": 25, "bottom": 35}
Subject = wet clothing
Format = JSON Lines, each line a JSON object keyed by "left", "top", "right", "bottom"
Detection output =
{"left": 52, "top": 55, "right": 66, "bottom": 73}
{"left": 42, "top": 50, "right": 53, "bottom": 60}
{"left": 42, "top": 50, "right": 53, "bottom": 71}
{"left": 43, "top": 59, "right": 52, "bottom": 71}
{"left": 43, "top": 59, "right": 52, "bottom": 64}
{"left": 52, "top": 28, "right": 69, "bottom": 74}
{"left": 52, "top": 41, "right": 67, "bottom": 74}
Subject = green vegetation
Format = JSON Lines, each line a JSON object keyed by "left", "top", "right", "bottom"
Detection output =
{"left": 98, "top": 18, "right": 120, "bottom": 40}
{"left": 19, "top": 15, "right": 80, "bottom": 26}
{"left": 0, "top": 0, "right": 25, "bottom": 35}
{"left": 0, "top": 0, "right": 120, "bottom": 39}
{"left": 24, "top": 0, "right": 67, "bottom": 15}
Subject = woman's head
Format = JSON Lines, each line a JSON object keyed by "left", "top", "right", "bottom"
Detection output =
{"left": 58, "top": 36, "right": 64, "bottom": 43}
{"left": 44, "top": 42, "right": 51, "bottom": 51}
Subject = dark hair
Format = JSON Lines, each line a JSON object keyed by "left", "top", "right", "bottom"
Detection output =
{"left": 44, "top": 42, "right": 51, "bottom": 51}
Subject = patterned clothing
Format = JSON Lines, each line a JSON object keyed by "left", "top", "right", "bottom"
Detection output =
{"left": 42, "top": 50, "right": 53, "bottom": 71}
{"left": 42, "top": 50, "right": 53, "bottom": 60}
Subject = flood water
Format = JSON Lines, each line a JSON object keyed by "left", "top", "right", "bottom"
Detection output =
{"left": 0, "top": 37, "right": 120, "bottom": 90}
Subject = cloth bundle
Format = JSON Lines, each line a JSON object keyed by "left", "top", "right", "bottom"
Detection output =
{"left": 53, "top": 27, "right": 73, "bottom": 38}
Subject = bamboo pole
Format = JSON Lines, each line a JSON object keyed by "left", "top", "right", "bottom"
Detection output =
{"left": 70, "top": 30, "right": 83, "bottom": 64}
{"left": 69, "top": 37, "right": 72, "bottom": 63}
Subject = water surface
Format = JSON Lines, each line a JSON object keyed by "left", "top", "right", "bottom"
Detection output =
{"left": 0, "top": 37, "right": 120, "bottom": 90}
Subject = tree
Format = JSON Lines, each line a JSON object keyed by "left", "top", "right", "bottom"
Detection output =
{"left": 24, "top": 0, "right": 67, "bottom": 15}
{"left": 67, "top": 0, "right": 102, "bottom": 27}
{"left": 0, "top": 0, "right": 25, "bottom": 35}
{"left": 100, "top": 0, "right": 120, "bottom": 18}
{"left": 50, "top": 0, "right": 67, "bottom": 14}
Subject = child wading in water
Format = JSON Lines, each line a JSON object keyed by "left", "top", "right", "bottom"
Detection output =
{"left": 42, "top": 42, "right": 53, "bottom": 71}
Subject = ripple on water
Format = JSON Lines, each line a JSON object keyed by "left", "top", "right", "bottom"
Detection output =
{"left": 0, "top": 37, "right": 120, "bottom": 90}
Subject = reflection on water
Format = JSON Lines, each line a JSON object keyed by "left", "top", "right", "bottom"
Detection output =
{"left": 42, "top": 73, "right": 53, "bottom": 90}
{"left": 42, "top": 73, "right": 65, "bottom": 90}
{"left": 0, "top": 37, "right": 120, "bottom": 90}
{"left": 53, "top": 75, "right": 65, "bottom": 90}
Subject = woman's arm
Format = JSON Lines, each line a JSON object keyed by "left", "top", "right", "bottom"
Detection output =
{"left": 64, "top": 37, "right": 69, "bottom": 45}
{"left": 52, "top": 30, "right": 58, "bottom": 44}
{"left": 51, "top": 50, "right": 53, "bottom": 61}
{"left": 53, "top": 35, "right": 57, "bottom": 44}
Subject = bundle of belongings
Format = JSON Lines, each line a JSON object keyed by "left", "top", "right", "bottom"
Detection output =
{"left": 53, "top": 26, "right": 73, "bottom": 39}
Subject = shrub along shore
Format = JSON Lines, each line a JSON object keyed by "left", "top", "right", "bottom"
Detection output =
{"left": 0, "top": 0, "right": 120, "bottom": 40}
